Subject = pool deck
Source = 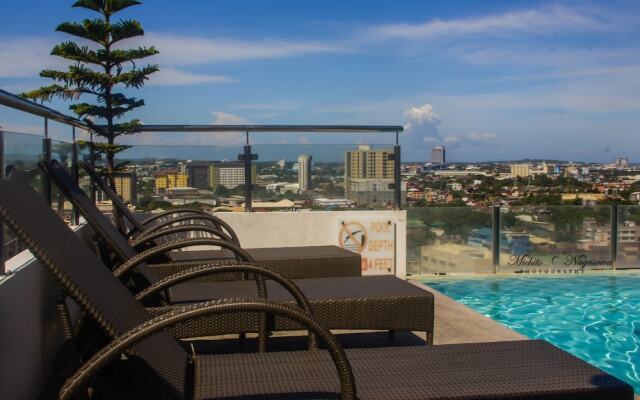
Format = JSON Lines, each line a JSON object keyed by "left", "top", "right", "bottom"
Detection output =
{"left": 410, "top": 280, "right": 527, "bottom": 344}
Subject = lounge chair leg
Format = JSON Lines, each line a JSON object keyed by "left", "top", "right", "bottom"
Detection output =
{"left": 426, "top": 331, "right": 433, "bottom": 345}
{"left": 56, "top": 292, "right": 75, "bottom": 342}
{"left": 238, "top": 332, "right": 246, "bottom": 346}
{"left": 258, "top": 332, "right": 268, "bottom": 353}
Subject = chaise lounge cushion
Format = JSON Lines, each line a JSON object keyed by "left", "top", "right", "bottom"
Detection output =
{"left": 164, "top": 276, "right": 435, "bottom": 337}
{"left": 166, "top": 245, "right": 362, "bottom": 279}
{"left": 194, "top": 340, "right": 633, "bottom": 400}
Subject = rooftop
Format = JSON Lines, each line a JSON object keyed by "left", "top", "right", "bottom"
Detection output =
{"left": 1, "top": 92, "right": 638, "bottom": 398}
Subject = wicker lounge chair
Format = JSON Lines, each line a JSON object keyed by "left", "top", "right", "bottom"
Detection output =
{"left": 79, "top": 161, "right": 361, "bottom": 279}
{"left": 0, "top": 171, "right": 632, "bottom": 400}
{"left": 41, "top": 163, "right": 436, "bottom": 343}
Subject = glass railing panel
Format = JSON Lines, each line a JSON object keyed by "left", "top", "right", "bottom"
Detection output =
{"left": 2, "top": 132, "right": 46, "bottom": 260}
{"left": 102, "top": 142, "right": 402, "bottom": 212}
{"left": 77, "top": 141, "right": 93, "bottom": 197}
{"left": 252, "top": 143, "right": 399, "bottom": 210}
{"left": 111, "top": 144, "right": 245, "bottom": 211}
{"left": 50, "top": 139, "right": 74, "bottom": 220}
{"left": 406, "top": 207, "right": 494, "bottom": 275}
{"left": 499, "top": 205, "right": 612, "bottom": 273}
{"left": 3, "top": 131, "right": 43, "bottom": 191}
{"left": 616, "top": 206, "right": 640, "bottom": 269}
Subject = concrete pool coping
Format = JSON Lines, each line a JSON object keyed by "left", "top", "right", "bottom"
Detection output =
{"left": 408, "top": 280, "right": 527, "bottom": 344}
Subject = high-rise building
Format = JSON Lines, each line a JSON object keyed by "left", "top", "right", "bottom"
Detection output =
{"left": 297, "top": 154, "right": 312, "bottom": 192}
{"left": 345, "top": 145, "right": 394, "bottom": 180}
{"left": 209, "top": 161, "right": 256, "bottom": 189}
{"left": 185, "top": 162, "right": 212, "bottom": 188}
{"left": 510, "top": 164, "right": 531, "bottom": 178}
{"left": 541, "top": 162, "right": 557, "bottom": 174}
{"left": 344, "top": 145, "right": 400, "bottom": 205}
{"left": 113, "top": 172, "right": 137, "bottom": 204}
{"left": 563, "top": 164, "right": 579, "bottom": 177}
{"left": 615, "top": 158, "right": 629, "bottom": 168}
{"left": 154, "top": 170, "right": 188, "bottom": 191}
{"left": 431, "top": 146, "right": 446, "bottom": 164}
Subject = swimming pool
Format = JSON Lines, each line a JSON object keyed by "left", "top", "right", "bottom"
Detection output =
{"left": 424, "top": 273, "right": 640, "bottom": 393}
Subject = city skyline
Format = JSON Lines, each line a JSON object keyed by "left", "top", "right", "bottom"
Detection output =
{"left": 1, "top": 1, "right": 640, "bottom": 162}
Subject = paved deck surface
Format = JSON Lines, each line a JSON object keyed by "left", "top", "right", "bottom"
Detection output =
{"left": 413, "top": 280, "right": 526, "bottom": 344}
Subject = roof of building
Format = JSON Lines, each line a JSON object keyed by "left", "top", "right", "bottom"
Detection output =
{"left": 247, "top": 199, "right": 295, "bottom": 208}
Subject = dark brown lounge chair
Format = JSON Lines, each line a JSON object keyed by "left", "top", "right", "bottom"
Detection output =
{"left": 0, "top": 170, "right": 632, "bottom": 400}
{"left": 44, "top": 161, "right": 435, "bottom": 343}
{"left": 79, "top": 160, "right": 361, "bottom": 279}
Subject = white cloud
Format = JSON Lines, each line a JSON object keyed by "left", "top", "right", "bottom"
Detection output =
{"left": 148, "top": 67, "right": 235, "bottom": 86}
{"left": 0, "top": 32, "right": 343, "bottom": 84}
{"left": 468, "top": 132, "right": 497, "bottom": 142}
{"left": 423, "top": 136, "right": 439, "bottom": 143}
{"left": 403, "top": 103, "right": 440, "bottom": 124}
{"left": 124, "top": 111, "right": 250, "bottom": 146}
{"left": 140, "top": 33, "right": 345, "bottom": 66}
{"left": 212, "top": 111, "right": 249, "bottom": 125}
{"left": 444, "top": 136, "right": 459, "bottom": 144}
{"left": 0, "top": 37, "right": 62, "bottom": 78}
{"left": 370, "top": 5, "right": 609, "bottom": 40}
{"left": 228, "top": 100, "right": 300, "bottom": 111}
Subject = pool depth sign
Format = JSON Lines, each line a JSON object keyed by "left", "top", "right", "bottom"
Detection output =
{"left": 338, "top": 218, "right": 395, "bottom": 275}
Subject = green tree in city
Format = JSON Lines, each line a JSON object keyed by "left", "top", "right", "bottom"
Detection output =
{"left": 550, "top": 207, "right": 586, "bottom": 242}
{"left": 21, "top": 0, "right": 158, "bottom": 187}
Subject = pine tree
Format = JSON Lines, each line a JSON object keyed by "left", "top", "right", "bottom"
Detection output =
{"left": 22, "top": 0, "right": 158, "bottom": 185}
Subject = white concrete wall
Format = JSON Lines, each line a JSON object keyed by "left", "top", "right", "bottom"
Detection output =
{"left": 0, "top": 251, "right": 64, "bottom": 400}
{"left": 0, "top": 225, "right": 87, "bottom": 400}
{"left": 216, "top": 210, "right": 407, "bottom": 278}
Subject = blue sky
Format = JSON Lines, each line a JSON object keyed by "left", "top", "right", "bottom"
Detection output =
{"left": 1, "top": 0, "right": 639, "bottom": 162}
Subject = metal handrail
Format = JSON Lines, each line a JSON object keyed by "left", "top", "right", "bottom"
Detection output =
{"left": 0, "top": 89, "right": 91, "bottom": 132}
{"left": 97, "top": 124, "right": 404, "bottom": 133}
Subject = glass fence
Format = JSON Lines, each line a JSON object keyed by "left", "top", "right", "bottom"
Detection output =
{"left": 407, "top": 207, "right": 494, "bottom": 275}
{"left": 407, "top": 205, "right": 623, "bottom": 275}
{"left": 500, "top": 205, "right": 612, "bottom": 273}
{"left": 617, "top": 206, "right": 640, "bottom": 269}
{"left": 110, "top": 143, "right": 400, "bottom": 212}
{"left": 2, "top": 132, "right": 46, "bottom": 265}
{"left": 3, "top": 131, "right": 43, "bottom": 192}
{"left": 2, "top": 130, "right": 639, "bottom": 277}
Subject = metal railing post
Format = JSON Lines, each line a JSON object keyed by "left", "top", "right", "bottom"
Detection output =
{"left": 71, "top": 127, "right": 79, "bottom": 224}
{"left": 393, "top": 132, "right": 402, "bottom": 210}
{"left": 89, "top": 131, "right": 96, "bottom": 202}
{"left": 492, "top": 206, "right": 501, "bottom": 273}
{"left": 238, "top": 132, "right": 257, "bottom": 212}
{"left": 42, "top": 118, "right": 52, "bottom": 204}
{"left": 611, "top": 204, "right": 618, "bottom": 270}
{"left": 0, "top": 129, "right": 5, "bottom": 274}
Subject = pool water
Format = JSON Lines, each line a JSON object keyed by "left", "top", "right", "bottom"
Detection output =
{"left": 424, "top": 273, "right": 640, "bottom": 393}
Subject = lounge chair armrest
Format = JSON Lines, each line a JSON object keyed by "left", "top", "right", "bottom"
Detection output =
{"left": 129, "top": 214, "right": 241, "bottom": 246}
{"left": 135, "top": 262, "right": 314, "bottom": 317}
{"left": 59, "top": 300, "right": 356, "bottom": 400}
{"left": 113, "top": 238, "right": 255, "bottom": 278}
{"left": 131, "top": 225, "right": 233, "bottom": 249}
{"left": 140, "top": 208, "right": 209, "bottom": 226}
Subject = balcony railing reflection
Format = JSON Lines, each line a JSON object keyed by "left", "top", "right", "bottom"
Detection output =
{"left": 407, "top": 205, "right": 623, "bottom": 275}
